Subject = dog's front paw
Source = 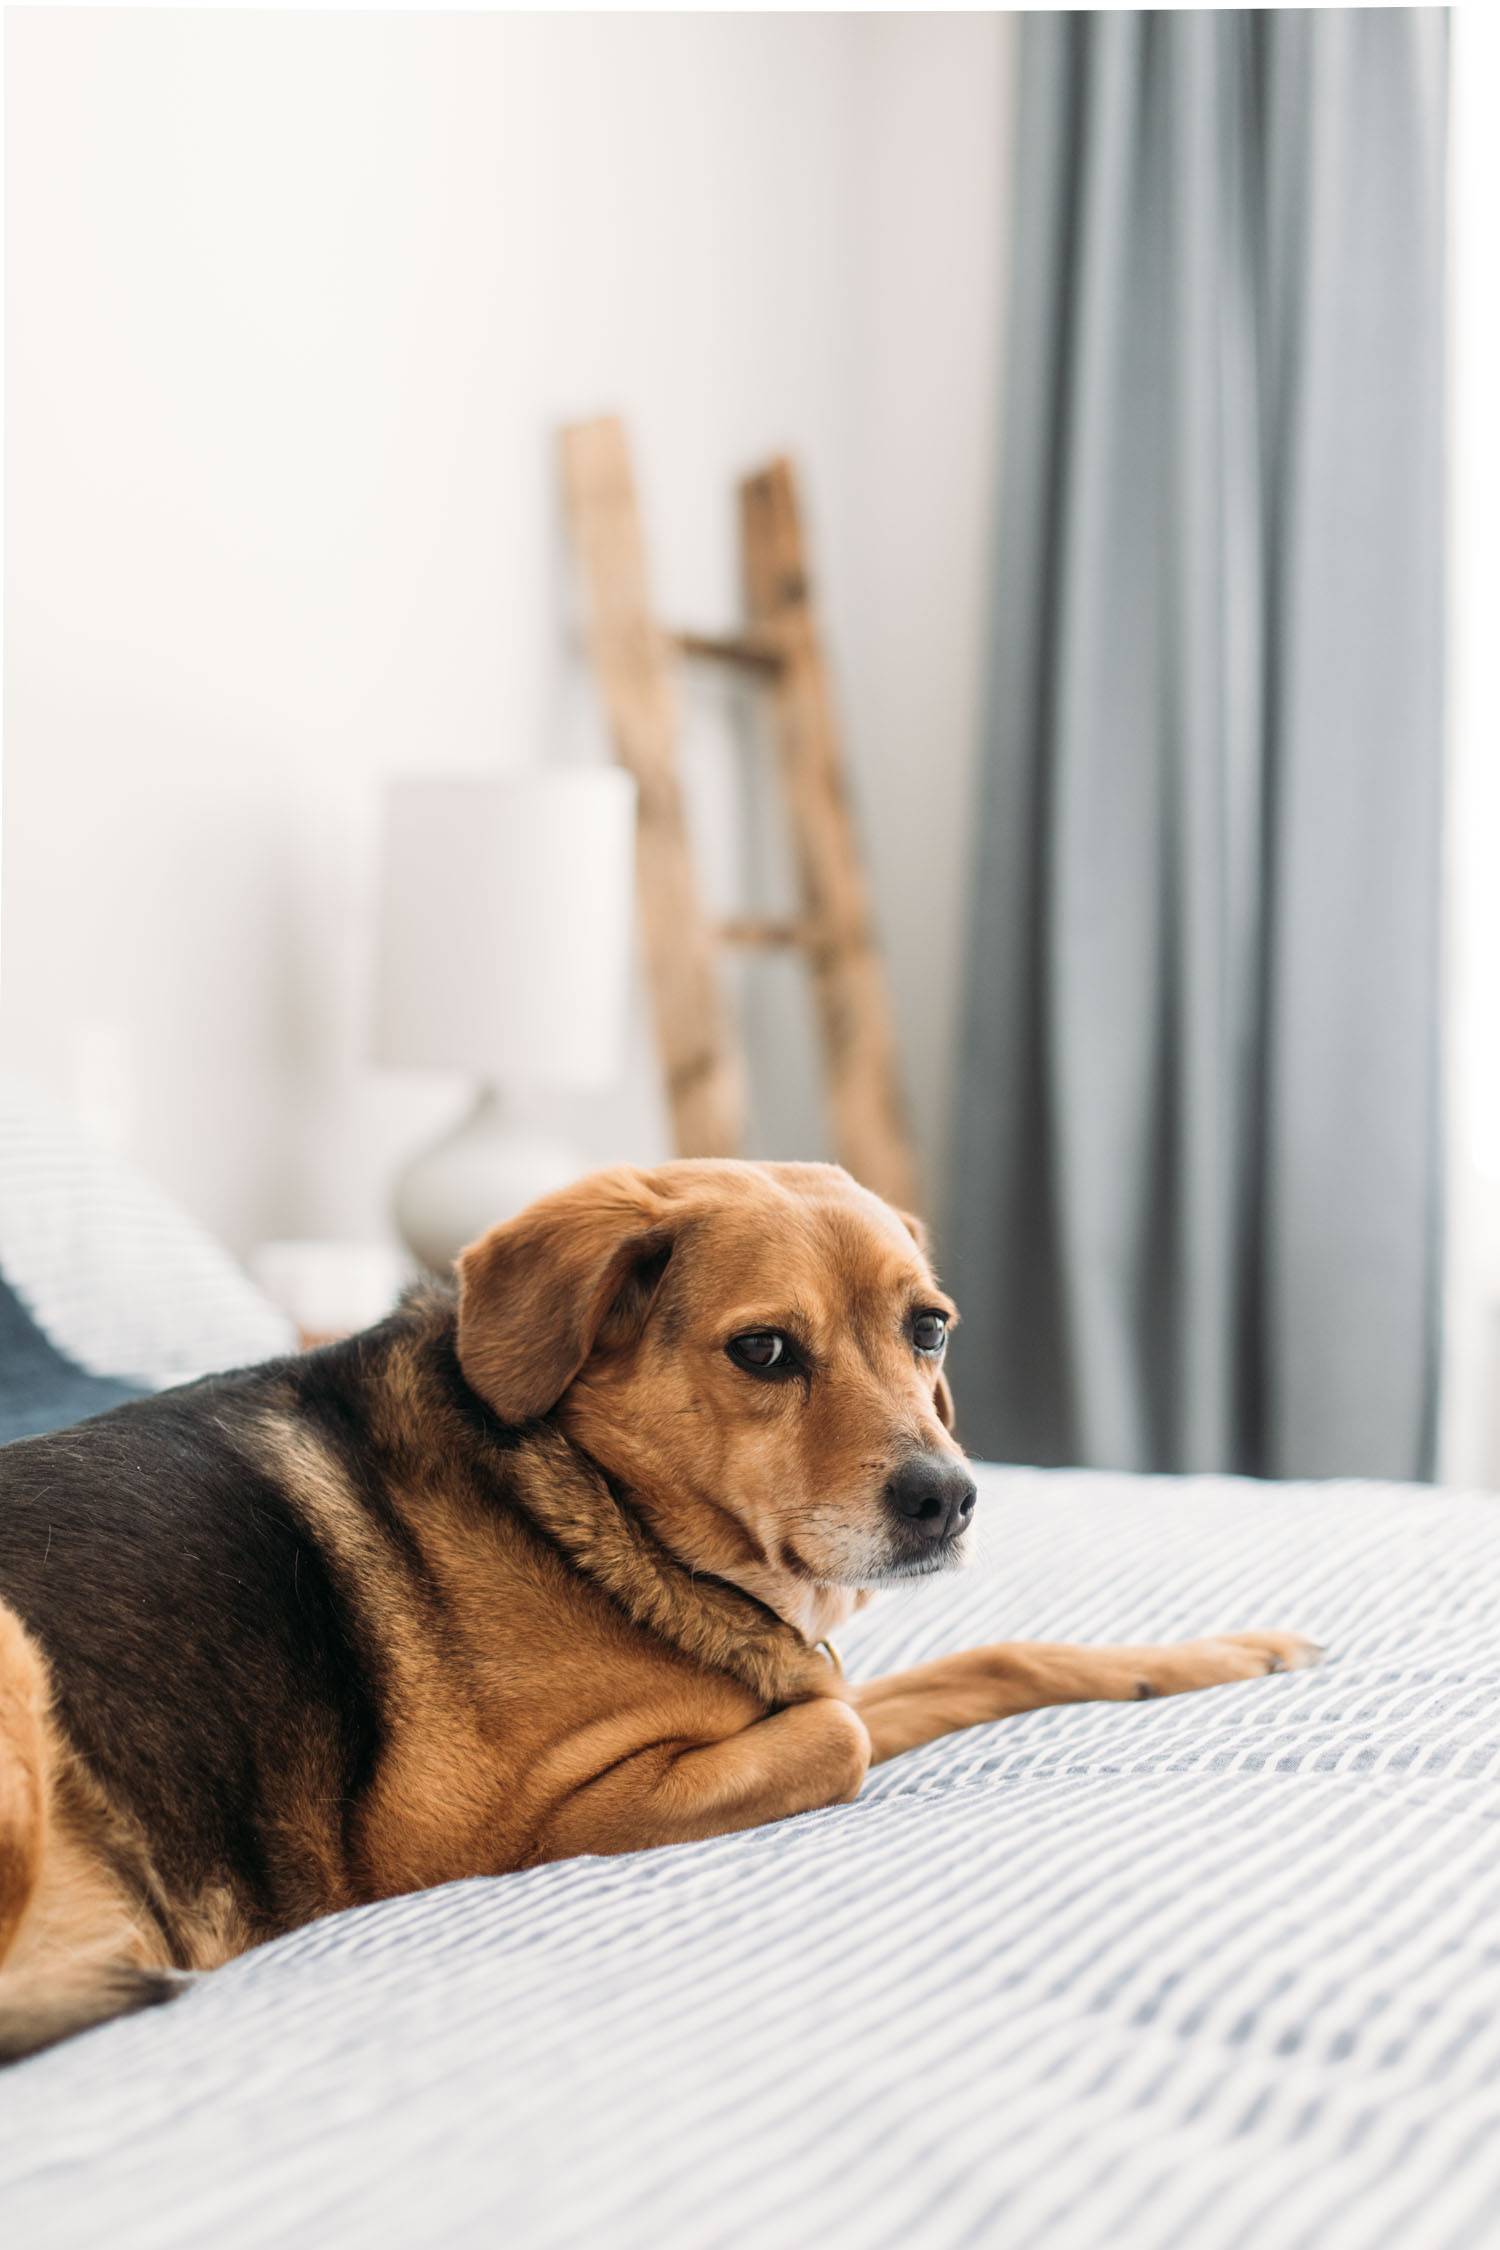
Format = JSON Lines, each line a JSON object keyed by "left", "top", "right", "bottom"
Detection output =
{"left": 1189, "top": 1630, "right": 1324, "bottom": 1685}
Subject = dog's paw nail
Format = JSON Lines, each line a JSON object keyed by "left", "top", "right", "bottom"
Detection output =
{"left": 1274, "top": 1637, "right": 1324, "bottom": 1672}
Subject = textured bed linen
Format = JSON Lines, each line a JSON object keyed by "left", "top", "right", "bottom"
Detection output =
{"left": 4, "top": 1465, "right": 1499, "bottom": 2250}
{"left": 0, "top": 1073, "right": 294, "bottom": 1387}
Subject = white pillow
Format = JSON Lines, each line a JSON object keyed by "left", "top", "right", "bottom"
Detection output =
{"left": 0, "top": 1073, "right": 296, "bottom": 1387}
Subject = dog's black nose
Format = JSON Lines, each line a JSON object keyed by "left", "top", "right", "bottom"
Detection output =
{"left": 887, "top": 1454, "right": 977, "bottom": 1543}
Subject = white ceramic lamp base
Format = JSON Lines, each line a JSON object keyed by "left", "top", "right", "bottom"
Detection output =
{"left": 392, "top": 1086, "right": 581, "bottom": 1274}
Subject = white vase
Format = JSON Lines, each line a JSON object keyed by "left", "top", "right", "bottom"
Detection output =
{"left": 392, "top": 1086, "right": 582, "bottom": 1274}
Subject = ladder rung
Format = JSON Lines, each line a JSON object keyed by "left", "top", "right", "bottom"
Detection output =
{"left": 561, "top": 414, "right": 921, "bottom": 1212}
{"left": 717, "top": 916, "right": 811, "bottom": 950}
{"left": 672, "top": 629, "right": 785, "bottom": 675}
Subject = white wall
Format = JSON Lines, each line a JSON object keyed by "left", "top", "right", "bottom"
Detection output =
{"left": 847, "top": 15, "right": 1012, "bottom": 1228}
{"left": 2, "top": 10, "right": 1013, "bottom": 1262}
{"left": 1440, "top": 1, "right": 1500, "bottom": 1487}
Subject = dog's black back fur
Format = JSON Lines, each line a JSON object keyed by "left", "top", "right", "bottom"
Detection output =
{"left": 0, "top": 1294, "right": 485, "bottom": 1953}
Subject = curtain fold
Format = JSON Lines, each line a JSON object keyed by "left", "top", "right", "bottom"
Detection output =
{"left": 949, "top": 10, "right": 1447, "bottom": 1481}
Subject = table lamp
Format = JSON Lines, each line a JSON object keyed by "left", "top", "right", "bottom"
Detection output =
{"left": 374, "top": 768, "right": 636, "bottom": 1271}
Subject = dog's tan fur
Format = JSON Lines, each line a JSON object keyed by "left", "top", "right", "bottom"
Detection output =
{"left": 0, "top": 1160, "right": 1316, "bottom": 2056}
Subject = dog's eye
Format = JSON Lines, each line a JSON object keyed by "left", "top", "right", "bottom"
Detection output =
{"left": 912, "top": 1312, "right": 948, "bottom": 1356}
{"left": 727, "top": 1330, "right": 790, "bottom": 1376}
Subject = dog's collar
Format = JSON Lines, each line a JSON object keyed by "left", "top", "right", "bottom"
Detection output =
{"left": 502, "top": 1429, "right": 840, "bottom": 1707}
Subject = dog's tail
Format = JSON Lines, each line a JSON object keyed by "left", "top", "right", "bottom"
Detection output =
{"left": 1, "top": 1598, "right": 187, "bottom": 2064}
{"left": 0, "top": 1959, "right": 185, "bottom": 2064}
{"left": 0, "top": 1599, "right": 50, "bottom": 1950}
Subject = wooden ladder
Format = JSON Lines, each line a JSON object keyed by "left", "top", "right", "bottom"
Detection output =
{"left": 560, "top": 415, "right": 920, "bottom": 1214}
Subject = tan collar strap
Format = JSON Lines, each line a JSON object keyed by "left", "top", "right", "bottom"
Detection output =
{"left": 504, "top": 1428, "right": 835, "bottom": 1707}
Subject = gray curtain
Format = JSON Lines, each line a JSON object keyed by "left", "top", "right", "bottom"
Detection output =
{"left": 949, "top": 10, "right": 1447, "bottom": 1481}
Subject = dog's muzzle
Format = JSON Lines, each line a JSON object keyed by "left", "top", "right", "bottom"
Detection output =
{"left": 885, "top": 1452, "right": 977, "bottom": 1548}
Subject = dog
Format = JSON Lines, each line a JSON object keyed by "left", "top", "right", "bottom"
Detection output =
{"left": 0, "top": 1159, "right": 1318, "bottom": 2060}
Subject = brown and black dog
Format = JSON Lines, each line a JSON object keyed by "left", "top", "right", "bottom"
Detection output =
{"left": 0, "top": 1160, "right": 1317, "bottom": 2060}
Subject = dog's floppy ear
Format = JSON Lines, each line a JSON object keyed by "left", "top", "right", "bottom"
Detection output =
{"left": 896, "top": 1206, "right": 932, "bottom": 1256}
{"left": 934, "top": 1370, "right": 957, "bottom": 1434}
{"left": 896, "top": 1208, "right": 958, "bottom": 1435}
{"left": 456, "top": 1169, "right": 675, "bottom": 1425}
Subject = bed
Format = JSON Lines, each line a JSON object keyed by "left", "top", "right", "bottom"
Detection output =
{"left": 6, "top": 1464, "right": 1499, "bottom": 2247}
{"left": 2, "top": 1082, "right": 1498, "bottom": 2247}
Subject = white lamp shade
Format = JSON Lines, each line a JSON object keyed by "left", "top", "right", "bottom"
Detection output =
{"left": 373, "top": 769, "right": 637, "bottom": 1092}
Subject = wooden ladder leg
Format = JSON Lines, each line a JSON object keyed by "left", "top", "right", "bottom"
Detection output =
{"left": 560, "top": 417, "right": 743, "bottom": 1158}
{"left": 740, "top": 459, "right": 921, "bottom": 1214}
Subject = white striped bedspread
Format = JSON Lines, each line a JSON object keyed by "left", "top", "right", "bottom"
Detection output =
{"left": 5, "top": 1464, "right": 1500, "bottom": 2250}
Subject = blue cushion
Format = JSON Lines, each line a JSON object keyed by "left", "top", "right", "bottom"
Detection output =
{"left": 0, "top": 1268, "right": 143, "bottom": 1443}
